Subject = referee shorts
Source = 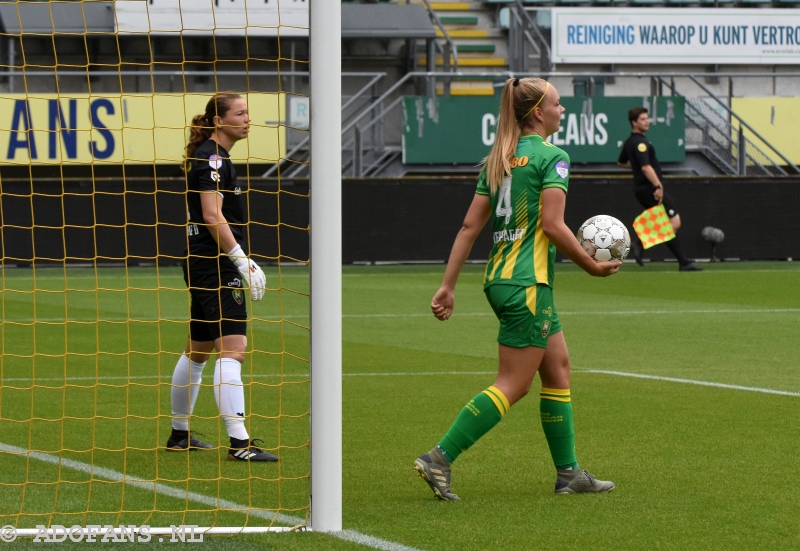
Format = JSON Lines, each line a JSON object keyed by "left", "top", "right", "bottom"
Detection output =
{"left": 634, "top": 186, "right": 679, "bottom": 219}
{"left": 484, "top": 283, "right": 561, "bottom": 349}
{"left": 183, "top": 259, "right": 247, "bottom": 342}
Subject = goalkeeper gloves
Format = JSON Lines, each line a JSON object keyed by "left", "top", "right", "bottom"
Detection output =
{"left": 226, "top": 244, "right": 266, "bottom": 301}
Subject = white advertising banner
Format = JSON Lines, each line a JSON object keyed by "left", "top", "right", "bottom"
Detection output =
{"left": 551, "top": 8, "right": 800, "bottom": 64}
{"left": 115, "top": 0, "right": 308, "bottom": 37}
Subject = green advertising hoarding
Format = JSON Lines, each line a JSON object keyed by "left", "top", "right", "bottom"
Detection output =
{"left": 402, "top": 95, "right": 685, "bottom": 164}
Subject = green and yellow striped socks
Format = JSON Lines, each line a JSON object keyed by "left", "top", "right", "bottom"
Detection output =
{"left": 540, "top": 387, "right": 579, "bottom": 470}
{"left": 437, "top": 386, "right": 510, "bottom": 464}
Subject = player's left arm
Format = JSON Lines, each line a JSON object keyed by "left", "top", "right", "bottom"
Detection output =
{"left": 431, "top": 193, "right": 491, "bottom": 320}
{"left": 541, "top": 188, "right": 619, "bottom": 277}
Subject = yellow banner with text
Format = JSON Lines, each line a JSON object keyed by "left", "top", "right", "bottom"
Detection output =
{"left": 0, "top": 93, "right": 285, "bottom": 165}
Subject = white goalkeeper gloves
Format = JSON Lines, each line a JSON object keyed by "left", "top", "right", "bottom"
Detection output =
{"left": 226, "top": 244, "right": 266, "bottom": 301}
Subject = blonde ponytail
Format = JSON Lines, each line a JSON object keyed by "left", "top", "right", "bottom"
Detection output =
{"left": 482, "top": 77, "right": 550, "bottom": 194}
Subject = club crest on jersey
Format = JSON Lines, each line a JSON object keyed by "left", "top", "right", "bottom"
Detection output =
{"left": 555, "top": 160, "right": 569, "bottom": 179}
{"left": 232, "top": 289, "right": 244, "bottom": 305}
{"left": 541, "top": 320, "right": 551, "bottom": 338}
{"left": 208, "top": 154, "right": 223, "bottom": 169}
{"left": 637, "top": 143, "right": 647, "bottom": 152}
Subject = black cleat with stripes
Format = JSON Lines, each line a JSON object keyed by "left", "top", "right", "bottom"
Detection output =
{"left": 227, "top": 438, "right": 278, "bottom": 462}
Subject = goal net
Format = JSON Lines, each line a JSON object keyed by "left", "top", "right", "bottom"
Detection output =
{"left": 0, "top": 0, "right": 341, "bottom": 537}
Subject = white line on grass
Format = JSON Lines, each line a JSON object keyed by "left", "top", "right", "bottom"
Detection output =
{"left": 3, "top": 307, "right": 800, "bottom": 324}
{"left": 578, "top": 370, "right": 800, "bottom": 397}
{"left": 0, "top": 442, "right": 424, "bottom": 551}
{"left": 5, "top": 370, "right": 798, "bottom": 398}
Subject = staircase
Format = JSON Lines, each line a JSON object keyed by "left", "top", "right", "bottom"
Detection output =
{"left": 413, "top": 0, "right": 507, "bottom": 96}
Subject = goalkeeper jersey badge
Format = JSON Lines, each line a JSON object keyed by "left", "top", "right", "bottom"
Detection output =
{"left": 232, "top": 289, "right": 244, "bottom": 305}
{"left": 541, "top": 320, "right": 551, "bottom": 338}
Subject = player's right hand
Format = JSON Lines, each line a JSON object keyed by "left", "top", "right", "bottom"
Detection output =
{"left": 593, "top": 260, "right": 621, "bottom": 277}
{"left": 431, "top": 286, "right": 454, "bottom": 321}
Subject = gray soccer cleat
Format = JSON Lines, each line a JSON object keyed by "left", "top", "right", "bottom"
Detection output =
{"left": 554, "top": 469, "right": 615, "bottom": 494}
{"left": 413, "top": 447, "right": 460, "bottom": 501}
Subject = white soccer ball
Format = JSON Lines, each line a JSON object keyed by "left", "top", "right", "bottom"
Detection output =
{"left": 576, "top": 215, "right": 631, "bottom": 262}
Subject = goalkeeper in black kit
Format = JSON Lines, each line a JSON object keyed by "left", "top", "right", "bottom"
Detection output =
{"left": 165, "top": 92, "right": 277, "bottom": 462}
{"left": 618, "top": 106, "right": 701, "bottom": 271}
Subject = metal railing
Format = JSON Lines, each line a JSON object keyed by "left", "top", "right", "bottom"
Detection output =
{"left": 264, "top": 70, "right": 800, "bottom": 178}
{"left": 263, "top": 72, "right": 390, "bottom": 178}
{"left": 655, "top": 75, "right": 800, "bottom": 176}
{"left": 419, "top": 0, "right": 458, "bottom": 72}
{"left": 507, "top": 1, "right": 550, "bottom": 74}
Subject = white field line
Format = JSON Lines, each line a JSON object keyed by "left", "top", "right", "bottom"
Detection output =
{"left": 0, "top": 442, "right": 424, "bottom": 551}
{"left": 3, "top": 307, "right": 800, "bottom": 324}
{"left": 3, "top": 369, "right": 798, "bottom": 398}
{"left": 578, "top": 370, "right": 800, "bottom": 398}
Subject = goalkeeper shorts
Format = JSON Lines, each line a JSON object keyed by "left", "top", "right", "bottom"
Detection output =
{"left": 484, "top": 283, "right": 561, "bottom": 349}
{"left": 183, "top": 260, "right": 247, "bottom": 342}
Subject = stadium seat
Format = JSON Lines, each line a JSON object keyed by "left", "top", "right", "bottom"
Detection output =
{"left": 499, "top": 6, "right": 510, "bottom": 29}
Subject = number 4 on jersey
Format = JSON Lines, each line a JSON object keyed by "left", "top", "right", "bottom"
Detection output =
{"left": 496, "top": 176, "right": 512, "bottom": 225}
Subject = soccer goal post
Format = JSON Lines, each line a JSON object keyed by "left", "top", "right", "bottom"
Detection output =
{"left": 309, "top": 0, "right": 344, "bottom": 534}
{"left": 0, "top": 0, "right": 342, "bottom": 537}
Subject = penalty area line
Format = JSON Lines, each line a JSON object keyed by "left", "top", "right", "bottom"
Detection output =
{"left": 0, "top": 443, "right": 424, "bottom": 551}
{"left": 578, "top": 370, "right": 800, "bottom": 397}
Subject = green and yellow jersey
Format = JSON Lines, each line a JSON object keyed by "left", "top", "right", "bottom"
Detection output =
{"left": 477, "top": 134, "right": 570, "bottom": 289}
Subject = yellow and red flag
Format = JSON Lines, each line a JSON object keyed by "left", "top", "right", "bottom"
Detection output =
{"left": 633, "top": 204, "right": 675, "bottom": 250}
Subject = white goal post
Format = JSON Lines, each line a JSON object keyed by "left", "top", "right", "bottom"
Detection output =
{"left": 309, "top": 0, "right": 343, "bottom": 533}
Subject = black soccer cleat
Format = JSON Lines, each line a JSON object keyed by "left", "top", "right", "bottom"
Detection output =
{"left": 227, "top": 438, "right": 279, "bottom": 462}
{"left": 166, "top": 431, "right": 214, "bottom": 451}
{"left": 679, "top": 262, "right": 703, "bottom": 272}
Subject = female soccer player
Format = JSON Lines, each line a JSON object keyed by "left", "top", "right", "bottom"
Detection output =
{"left": 413, "top": 78, "right": 618, "bottom": 499}
{"left": 165, "top": 92, "right": 277, "bottom": 462}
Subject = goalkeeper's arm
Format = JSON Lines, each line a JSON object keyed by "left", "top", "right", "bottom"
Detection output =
{"left": 199, "top": 191, "right": 266, "bottom": 300}
{"left": 200, "top": 191, "right": 239, "bottom": 253}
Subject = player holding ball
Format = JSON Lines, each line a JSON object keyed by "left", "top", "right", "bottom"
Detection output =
{"left": 413, "top": 77, "right": 618, "bottom": 500}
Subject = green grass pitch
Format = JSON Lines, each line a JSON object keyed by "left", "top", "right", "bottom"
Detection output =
{"left": 1, "top": 262, "right": 799, "bottom": 550}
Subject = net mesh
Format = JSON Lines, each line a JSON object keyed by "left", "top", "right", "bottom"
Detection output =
{"left": 0, "top": 0, "right": 310, "bottom": 531}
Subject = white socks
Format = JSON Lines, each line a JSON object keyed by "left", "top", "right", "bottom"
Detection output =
{"left": 214, "top": 357, "right": 249, "bottom": 441}
{"left": 170, "top": 354, "right": 207, "bottom": 431}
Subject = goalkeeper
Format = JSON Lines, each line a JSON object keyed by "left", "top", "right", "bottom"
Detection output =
{"left": 166, "top": 92, "right": 277, "bottom": 462}
{"left": 414, "top": 78, "right": 617, "bottom": 500}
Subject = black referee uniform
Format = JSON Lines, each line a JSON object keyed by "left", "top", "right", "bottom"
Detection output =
{"left": 184, "top": 139, "right": 249, "bottom": 341}
{"left": 618, "top": 132, "right": 700, "bottom": 270}
{"left": 618, "top": 132, "right": 678, "bottom": 219}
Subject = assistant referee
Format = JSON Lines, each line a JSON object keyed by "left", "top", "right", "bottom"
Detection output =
{"left": 618, "top": 106, "right": 701, "bottom": 271}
